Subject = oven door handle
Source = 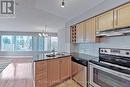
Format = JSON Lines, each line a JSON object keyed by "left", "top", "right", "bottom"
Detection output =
{"left": 89, "top": 62, "right": 130, "bottom": 80}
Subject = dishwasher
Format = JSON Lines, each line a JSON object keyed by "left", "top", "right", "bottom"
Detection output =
{"left": 72, "top": 57, "right": 88, "bottom": 87}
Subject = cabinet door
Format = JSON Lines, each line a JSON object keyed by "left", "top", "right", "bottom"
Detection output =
{"left": 77, "top": 64, "right": 87, "bottom": 87}
{"left": 72, "top": 61, "right": 78, "bottom": 76}
{"left": 73, "top": 63, "right": 87, "bottom": 87}
{"left": 35, "top": 61, "right": 47, "bottom": 87}
{"left": 76, "top": 22, "right": 84, "bottom": 43}
{"left": 84, "top": 18, "right": 96, "bottom": 43}
{"left": 97, "top": 10, "right": 114, "bottom": 31}
{"left": 60, "top": 57, "right": 71, "bottom": 81}
{"left": 35, "top": 79, "right": 47, "bottom": 87}
{"left": 47, "top": 59, "right": 60, "bottom": 87}
{"left": 114, "top": 3, "right": 130, "bottom": 28}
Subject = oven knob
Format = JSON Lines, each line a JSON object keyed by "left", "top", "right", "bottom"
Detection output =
{"left": 105, "top": 50, "right": 107, "bottom": 52}
{"left": 101, "top": 50, "right": 103, "bottom": 52}
{"left": 126, "top": 52, "right": 130, "bottom": 55}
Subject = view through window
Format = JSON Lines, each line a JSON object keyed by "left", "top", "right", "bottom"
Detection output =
{"left": 1, "top": 35, "right": 58, "bottom": 52}
{"left": 1, "top": 35, "right": 32, "bottom": 51}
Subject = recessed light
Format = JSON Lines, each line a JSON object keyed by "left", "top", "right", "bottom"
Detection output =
{"left": 61, "top": 0, "right": 65, "bottom": 8}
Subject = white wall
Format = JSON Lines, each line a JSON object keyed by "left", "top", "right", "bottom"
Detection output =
{"left": 64, "top": 0, "right": 130, "bottom": 55}
{"left": 58, "top": 29, "right": 66, "bottom": 52}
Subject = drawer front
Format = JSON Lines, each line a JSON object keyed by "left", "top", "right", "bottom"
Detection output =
{"left": 35, "top": 67, "right": 47, "bottom": 74}
{"left": 35, "top": 61, "right": 47, "bottom": 74}
{"left": 35, "top": 73, "right": 47, "bottom": 81}
{"left": 35, "top": 61, "right": 47, "bottom": 69}
{"left": 35, "top": 78, "right": 47, "bottom": 87}
{"left": 35, "top": 61, "right": 47, "bottom": 81}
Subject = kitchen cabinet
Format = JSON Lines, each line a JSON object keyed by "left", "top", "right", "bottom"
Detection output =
{"left": 71, "top": 19, "right": 99, "bottom": 43}
{"left": 114, "top": 3, "right": 130, "bottom": 28}
{"left": 76, "top": 22, "right": 85, "bottom": 43}
{"left": 84, "top": 18, "right": 96, "bottom": 43}
{"left": 35, "top": 61, "right": 47, "bottom": 87}
{"left": 96, "top": 10, "right": 114, "bottom": 32}
{"left": 60, "top": 57, "right": 71, "bottom": 81}
{"left": 72, "top": 62, "right": 87, "bottom": 87}
{"left": 47, "top": 59, "right": 60, "bottom": 87}
{"left": 35, "top": 56, "right": 72, "bottom": 87}
{"left": 72, "top": 61, "right": 78, "bottom": 76}
{"left": 70, "top": 2, "right": 130, "bottom": 39}
{"left": 70, "top": 26, "right": 77, "bottom": 43}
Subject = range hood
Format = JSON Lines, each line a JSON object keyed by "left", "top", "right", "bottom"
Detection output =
{"left": 96, "top": 27, "right": 130, "bottom": 37}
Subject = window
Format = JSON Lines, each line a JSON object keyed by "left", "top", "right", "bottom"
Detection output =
{"left": 1, "top": 35, "right": 32, "bottom": 51}
{"left": 44, "top": 36, "right": 58, "bottom": 51}
{"left": 15, "top": 36, "right": 32, "bottom": 51}
{"left": 1, "top": 35, "right": 14, "bottom": 51}
{"left": 1, "top": 35, "right": 58, "bottom": 52}
{"left": 38, "top": 36, "right": 44, "bottom": 51}
{"left": 51, "top": 37, "right": 58, "bottom": 51}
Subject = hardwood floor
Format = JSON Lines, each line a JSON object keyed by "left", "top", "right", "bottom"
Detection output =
{"left": 55, "top": 79, "right": 81, "bottom": 87}
{"left": 0, "top": 58, "right": 81, "bottom": 87}
{"left": 0, "top": 58, "right": 34, "bottom": 87}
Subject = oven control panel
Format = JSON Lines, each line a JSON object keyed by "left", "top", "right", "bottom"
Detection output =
{"left": 100, "top": 48, "right": 130, "bottom": 57}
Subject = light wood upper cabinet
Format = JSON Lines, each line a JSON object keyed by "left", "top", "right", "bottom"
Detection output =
{"left": 114, "top": 3, "right": 130, "bottom": 28}
{"left": 76, "top": 22, "right": 84, "bottom": 43}
{"left": 47, "top": 59, "right": 60, "bottom": 87}
{"left": 60, "top": 57, "right": 71, "bottom": 81}
{"left": 70, "top": 2, "right": 130, "bottom": 40}
{"left": 96, "top": 10, "right": 114, "bottom": 32}
{"left": 84, "top": 18, "right": 96, "bottom": 43}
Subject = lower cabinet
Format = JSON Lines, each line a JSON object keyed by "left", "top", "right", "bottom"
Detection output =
{"left": 35, "top": 56, "right": 71, "bottom": 87}
{"left": 60, "top": 57, "right": 71, "bottom": 81}
{"left": 47, "top": 59, "right": 60, "bottom": 87}
{"left": 35, "top": 78, "right": 48, "bottom": 87}
{"left": 72, "top": 61, "right": 78, "bottom": 76}
{"left": 72, "top": 62, "right": 87, "bottom": 87}
{"left": 35, "top": 61, "right": 48, "bottom": 87}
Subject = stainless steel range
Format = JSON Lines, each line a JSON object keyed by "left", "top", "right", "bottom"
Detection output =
{"left": 88, "top": 48, "right": 130, "bottom": 87}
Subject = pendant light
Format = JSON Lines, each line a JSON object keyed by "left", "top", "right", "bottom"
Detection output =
{"left": 61, "top": 0, "right": 65, "bottom": 8}
{"left": 38, "top": 25, "right": 48, "bottom": 37}
{"left": 39, "top": 33, "right": 42, "bottom": 37}
{"left": 44, "top": 25, "right": 48, "bottom": 37}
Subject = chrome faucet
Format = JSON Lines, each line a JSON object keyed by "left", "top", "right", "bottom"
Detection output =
{"left": 51, "top": 48, "right": 55, "bottom": 55}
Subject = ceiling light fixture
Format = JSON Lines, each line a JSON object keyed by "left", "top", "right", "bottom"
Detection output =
{"left": 39, "top": 25, "right": 48, "bottom": 37}
{"left": 61, "top": 0, "right": 65, "bottom": 8}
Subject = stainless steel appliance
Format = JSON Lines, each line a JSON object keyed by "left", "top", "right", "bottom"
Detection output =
{"left": 89, "top": 48, "right": 130, "bottom": 87}
{"left": 72, "top": 57, "right": 87, "bottom": 87}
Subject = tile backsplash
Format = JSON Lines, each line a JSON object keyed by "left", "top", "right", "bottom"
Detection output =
{"left": 73, "top": 35, "right": 130, "bottom": 57}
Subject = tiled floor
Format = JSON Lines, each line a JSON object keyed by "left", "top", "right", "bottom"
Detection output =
{"left": 55, "top": 79, "right": 81, "bottom": 87}
{"left": 0, "top": 58, "right": 34, "bottom": 87}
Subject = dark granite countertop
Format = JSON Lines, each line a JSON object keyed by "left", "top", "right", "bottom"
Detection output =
{"left": 70, "top": 53, "right": 99, "bottom": 61}
{"left": 70, "top": 53, "right": 99, "bottom": 66}
{"left": 33, "top": 53, "right": 71, "bottom": 62}
{"left": 33, "top": 52, "right": 99, "bottom": 66}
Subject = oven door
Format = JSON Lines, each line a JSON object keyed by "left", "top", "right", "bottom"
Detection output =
{"left": 89, "top": 62, "right": 130, "bottom": 87}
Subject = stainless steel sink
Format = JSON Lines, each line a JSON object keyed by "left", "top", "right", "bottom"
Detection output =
{"left": 46, "top": 54, "right": 56, "bottom": 57}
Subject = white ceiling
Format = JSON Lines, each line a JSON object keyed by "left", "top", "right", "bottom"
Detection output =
{"left": 36, "top": 0, "right": 104, "bottom": 20}
{"left": 0, "top": 0, "right": 105, "bottom": 32}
